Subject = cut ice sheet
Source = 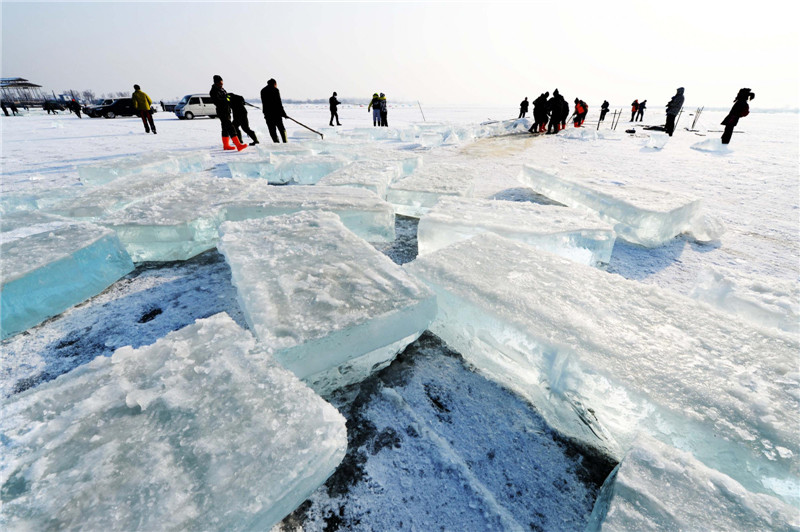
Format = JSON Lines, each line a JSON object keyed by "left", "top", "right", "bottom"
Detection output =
{"left": 405, "top": 233, "right": 799, "bottom": 504}
{"left": 77, "top": 151, "right": 213, "bottom": 186}
{"left": 228, "top": 154, "right": 349, "bottom": 184}
{"left": 218, "top": 212, "right": 436, "bottom": 395}
{"left": 317, "top": 159, "right": 404, "bottom": 199}
{"left": 418, "top": 197, "right": 616, "bottom": 265}
{"left": 387, "top": 161, "right": 477, "bottom": 217}
{"left": 518, "top": 165, "right": 724, "bottom": 247}
{"left": 0, "top": 313, "right": 347, "bottom": 531}
{"left": 587, "top": 434, "right": 799, "bottom": 531}
{"left": 1, "top": 211, "right": 133, "bottom": 339}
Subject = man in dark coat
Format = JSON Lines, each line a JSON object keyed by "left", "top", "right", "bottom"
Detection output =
{"left": 529, "top": 92, "right": 549, "bottom": 133}
{"left": 560, "top": 98, "right": 569, "bottom": 130}
{"left": 665, "top": 87, "right": 684, "bottom": 136}
{"left": 721, "top": 88, "right": 754, "bottom": 144}
{"left": 229, "top": 93, "right": 259, "bottom": 146}
{"left": 546, "top": 90, "right": 563, "bottom": 134}
{"left": 210, "top": 75, "right": 247, "bottom": 150}
{"left": 636, "top": 100, "right": 647, "bottom": 121}
{"left": 260, "top": 78, "right": 288, "bottom": 143}
{"left": 329, "top": 91, "right": 341, "bottom": 126}
{"left": 599, "top": 100, "right": 610, "bottom": 122}
{"left": 518, "top": 97, "right": 529, "bottom": 118}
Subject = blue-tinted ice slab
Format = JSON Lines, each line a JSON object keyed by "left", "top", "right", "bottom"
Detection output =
{"left": 228, "top": 154, "right": 349, "bottom": 184}
{"left": 218, "top": 212, "right": 436, "bottom": 395}
{"left": 317, "top": 159, "right": 404, "bottom": 199}
{"left": 418, "top": 197, "right": 615, "bottom": 265}
{"left": 1, "top": 212, "right": 134, "bottom": 339}
{"left": 387, "top": 162, "right": 477, "bottom": 217}
{"left": 519, "top": 165, "right": 723, "bottom": 247}
{"left": 77, "top": 151, "right": 213, "bottom": 186}
{"left": 587, "top": 434, "right": 799, "bottom": 531}
{"left": 405, "top": 234, "right": 799, "bottom": 504}
{"left": 0, "top": 313, "right": 346, "bottom": 531}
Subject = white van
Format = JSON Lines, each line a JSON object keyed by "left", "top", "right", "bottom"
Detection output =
{"left": 174, "top": 94, "right": 217, "bottom": 119}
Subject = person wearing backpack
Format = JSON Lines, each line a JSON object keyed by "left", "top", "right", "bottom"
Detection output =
{"left": 721, "top": 88, "right": 754, "bottom": 144}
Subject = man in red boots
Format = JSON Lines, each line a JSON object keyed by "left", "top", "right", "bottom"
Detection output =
{"left": 210, "top": 75, "right": 247, "bottom": 151}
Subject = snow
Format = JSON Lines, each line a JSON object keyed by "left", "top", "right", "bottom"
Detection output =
{"left": 405, "top": 233, "right": 799, "bottom": 504}
{"left": 0, "top": 313, "right": 347, "bottom": 531}
{"left": 1, "top": 211, "right": 134, "bottom": 339}
{"left": 217, "top": 212, "right": 436, "bottom": 395}
{"left": 586, "top": 434, "right": 799, "bottom": 531}
{"left": 417, "top": 196, "right": 616, "bottom": 265}
{"left": 1, "top": 105, "right": 798, "bottom": 529}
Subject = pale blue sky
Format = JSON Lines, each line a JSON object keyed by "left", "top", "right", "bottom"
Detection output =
{"left": 2, "top": 1, "right": 797, "bottom": 109}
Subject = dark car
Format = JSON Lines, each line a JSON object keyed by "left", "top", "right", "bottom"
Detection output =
{"left": 84, "top": 99, "right": 114, "bottom": 117}
{"left": 90, "top": 98, "right": 139, "bottom": 119}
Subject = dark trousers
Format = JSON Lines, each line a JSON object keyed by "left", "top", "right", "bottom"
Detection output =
{"left": 266, "top": 116, "right": 287, "bottom": 143}
{"left": 140, "top": 110, "right": 155, "bottom": 132}
{"left": 665, "top": 114, "right": 676, "bottom": 136}
{"left": 721, "top": 123, "right": 735, "bottom": 144}
{"left": 330, "top": 109, "right": 340, "bottom": 126}
{"left": 547, "top": 115, "right": 559, "bottom": 133}
{"left": 630, "top": 111, "right": 636, "bottom": 121}
{"left": 218, "top": 113, "right": 236, "bottom": 137}
{"left": 380, "top": 111, "right": 388, "bottom": 127}
{"left": 233, "top": 114, "right": 257, "bottom": 143}
{"left": 599, "top": 110, "right": 608, "bottom": 122}
{"left": 518, "top": 110, "right": 527, "bottom": 118}
{"left": 636, "top": 110, "right": 644, "bottom": 121}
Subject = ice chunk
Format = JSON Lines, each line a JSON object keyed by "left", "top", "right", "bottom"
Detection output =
{"left": 77, "top": 151, "right": 214, "bottom": 186}
{"left": 317, "top": 159, "right": 404, "bottom": 199}
{"left": 689, "top": 266, "right": 800, "bottom": 334}
{"left": 223, "top": 183, "right": 396, "bottom": 242}
{"left": 405, "top": 234, "right": 799, "bottom": 504}
{"left": 587, "top": 435, "right": 799, "bottom": 531}
{"left": 0, "top": 313, "right": 347, "bottom": 531}
{"left": 1, "top": 212, "right": 134, "bottom": 339}
{"left": 387, "top": 162, "right": 477, "bottom": 217}
{"left": 562, "top": 128, "right": 599, "bottom": 141}
{"left": 228, "top": 154, "right": 349, "bottom": 184}
{"left": 643, "top": 132, "right": 669, "bottom": 149}
{"left": 255, "top": 142, "right": 317, "bottom": 156}
{"left": 342, "top": 127, "right": 396, "bottom": 141}
{"left": 226, "top": 158, "right": 281, "bottom": 179}
{"left": 99, "top": 177, "right": 250, "bottom": 262}
{"left": 518, "top": 165, "right": 713, "bottom": 247}
{"left": 691, "top": 137, "right": 732, "bottom": 153}
{"left": 218, "top": 212, "right": 437, "bottom": 395}
{"left": 418, "top": 197, "right": 616, "bottom": 265}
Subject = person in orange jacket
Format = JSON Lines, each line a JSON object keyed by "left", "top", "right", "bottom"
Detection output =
{"left": 630, "top": 99, "right": 639, "bottom": 122}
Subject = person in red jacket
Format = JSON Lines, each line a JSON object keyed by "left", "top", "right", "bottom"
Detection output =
{"left": 630, "top": 99, "right": 639, "bottom": 121}
{"left": 721, "top": 88, "right": 754, "bottom": 144}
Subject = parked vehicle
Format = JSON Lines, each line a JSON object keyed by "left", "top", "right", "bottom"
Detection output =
{"left": 87, "top": 98, "right": 144, "bottom": 119}
{"left": 84, "top": 99, "right": 114, "bottom": 117}
{"left": 174, "top": 94, "right": 217, "bottom": 119}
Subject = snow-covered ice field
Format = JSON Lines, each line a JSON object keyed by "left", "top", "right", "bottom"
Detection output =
{"left": 1, "top": 103, "right": 798, "bottom": 530}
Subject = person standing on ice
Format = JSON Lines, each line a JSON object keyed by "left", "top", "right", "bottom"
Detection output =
{"left": 379, "top": 93, "right": 388, "bottom": 127}
{"left": 210, "top": 75, "right": 248, "bottom": 151}
{"left": 720, "top": 88, "right": 754, "bottom": 144}
{"left": 636, "top": 100, "right": 647, "bottom": 121}
{"left": 528, "top": 92, "right": 549, "bottom": 133}
{"left": 260, "top": 78, "right": 288, "bottom": 143}
{"left": 599, "top": 100, "right": 610, "bottom": 122}
{"left": 132, "top": 84, "right": 156, "bottom": 134}
{"left": 630, "top": 99, "right": 639, "bottom": 121}
{"left": 664, "top": 87, "right": 684, "bottom": 136}
{"left": 229, "top": 93, "right": 259, "bottom": 146}
{"left": 560, "top": 97, "right": 569, "bottom": 130}
{"left": 367, "top": 93, "right": 381, "bottom": 126}
{"left": 519, "top": 97, "right": 529, "bottom": 118}
{"left": 329, "top": 91, "right": 342, "bottom": 126}
{"left": 546, "top": 90, "right": 563, "bottom": 134}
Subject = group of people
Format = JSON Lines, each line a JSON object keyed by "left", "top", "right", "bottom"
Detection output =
{"left": 1, "top": 100, "right": 19, "bottom": 116}
{"left": 368, "top": 93, "right": 389, "bottom": 127}
{"left": 522, "top": 90, "right": 581, "bottom": 134}
{"left": 630, "top": 99, "right": 647, "bottom": 121}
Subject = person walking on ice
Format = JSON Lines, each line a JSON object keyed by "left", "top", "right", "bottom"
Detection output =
{"left": 329, "top": 91, "right": 342, "bottom": 126}
{"left": 132, "top": 84, "right": 156, "bottom": 134}
{"left": 519, "top": 97, "right": 529, "bottom": 118}
{"left": 720, "top": 88, "right": 754, "bottom": 144}
{"left": 210, "top": 75, "right": 248, "bottom": 151}
{"left": 260, "top": 78, "right": 288, "bottom": 143}
{"left": 229, "top": 93, "right": 259, "bottom": 146}
{"left": 368, "top": 93, "right": 381, "bottom": 126}
{"left": 665, "top": 87, "right": 684, "bottom": 136}
{"left": 599, "top": 100, "right": 610, "bottom": 122}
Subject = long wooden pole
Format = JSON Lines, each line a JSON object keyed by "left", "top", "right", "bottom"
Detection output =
{"left": 286, "top": 116, "right": 324, "bottom": 139}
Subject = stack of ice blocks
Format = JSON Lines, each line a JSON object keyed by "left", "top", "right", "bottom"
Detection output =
{"left": 0, "top": 313, "right": 347, "bottom": 530}
{"left": 405, "top": 233, "right": 799, "bottom": 504}
{"left": 77, "top": 151, "right": 213, "bottom": 186}
{"left": 218, "top": 212, "right": 437, "bottom": 395}
{"left": 1, "top": 211, "right": 134, "bottom": 339}
{"left": 518, "top": 165, "right": 715, "bottom": 247}
{"left": 387, "top": 161, "right": 477, "bottom": 217}
{"left": 417, "top": 197, "right": 616, "bottom": 265}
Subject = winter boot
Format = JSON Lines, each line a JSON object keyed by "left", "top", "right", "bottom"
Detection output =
{"left": 249, "top": 133, "right": 259, "bottom": 146}
{"left": 222, "top": 137, "right": 236, "bottom": 151}
{"left": 231, "top": 136, "right": 248, "bottom": 151}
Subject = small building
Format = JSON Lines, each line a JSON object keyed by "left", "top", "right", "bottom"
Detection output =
{"left": 1, "top": 77, "right": 48, "bottom": 106}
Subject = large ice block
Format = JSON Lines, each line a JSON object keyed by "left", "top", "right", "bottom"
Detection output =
{"left": 1, "top": 212, "right": 134, "bottom": 339}
{"left": 587, "top": 435, "right": 799, "bottom": 531}
{"left": 317, "top": 159, "right": 404, "bottom": 199}
{"left": 218, "top": 212, "right": 437, "bottom": 395}
{"left": 223, "top": 183, "right": 396, "bottom": 242}
{"left": 228, "top": 154, "right": 349, "bottom": 184}
{"left": 300, "top": 140, "right": 423, "bottom": 176}
{"left": 518, "top": 165, "right": 722, "bottom": 247}
{"left": 99, "top": 177, "right": 251, "bottom": 262}
{"left": 0, "top": 313, "right": 347, "bottom": 531}
{"left": 77, "top": 151, "right": 214, "bottom": 186}
{"left": 418, "top": 197, "right": 616, "bottom": 265}
{"left": 405, "top": 233, "right": 799, "bottom": 504}
{"left": 386, "top": 162, "right": 477, "bottom": 217}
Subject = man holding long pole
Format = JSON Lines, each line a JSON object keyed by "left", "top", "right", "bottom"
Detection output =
{"left": 260, "top": 78, "right": 288, "bottom": 143}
